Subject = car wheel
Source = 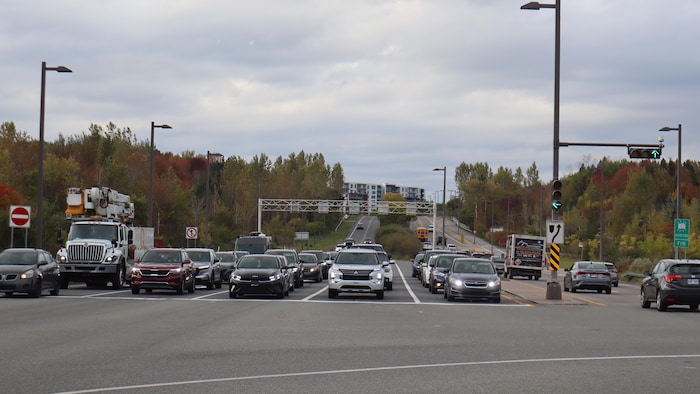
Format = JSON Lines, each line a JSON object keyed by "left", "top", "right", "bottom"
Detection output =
{"left": 277, "top": 288, "right": 285, "bottom": 299}
{"left": 50, "top": 283, "right": 60, "bottom": 296}
{"left": 605, "top": 288, "right": 612, "bottom": 295}
{"left": 229, "top": 290, "right": 237, "bottom": 299}
{"left": 188, "top": 278, "right": 196, "bottom": 294}
{"left": 563, "top": 280, "right": 569, "bottom": 292}
{"left": 613, "top": 282, "right": 619, "bottom": 287}
{"left": 4, "top": 292, "right": 13, "bottom": 297}
{"left": 316, "top": 273, "right": 322, "bottom": 283}
{"left": 376, "top": 290, "right": 384, "bottom": 300}
{"left": 430, "top": 283, "right": 437, "bottom": 294}
{"left": 447, "top": 293, "right": 455, "bottom": 302}
{"left": 508, "top": 271, "right": 514, "bottom": 280}
{"left": 29, "top": 280, "right": 42, "bottom": 298}
{"left": 328, "top": 289, "right": 338, "bottom": 299}
{"left": 112, "top": 264, "right": 124, "bottom": 290}
{"left": 206, "top": 275, "right": 214, "bottom": 290}
{"left": 656, "top": 292, "right": 668, "bottom": 311}
{"left": 215, "top": 276, "right": 222, "bottom": 289}
{"left": 492, "top": 296, "right": 501, "bottom": 304}
{"left": 131, "top": 286, "right": 140, "bottom": 295}
{"left": 300, "top": 277, "right": 304, "bottom": 287}
{"left": 145, "top": 289, "right": 153, "bottom": 293}
{"left": 690, "top": 304, "right": 699, "bottom": 311}
{"left": 597, "top": 289, "right": 603, "bottom": 294}
{"left": 640, "top": 289, "right": 651, "bottom": 308}
{"left": 176, "top": 278, "right": 185, "bottom": 295}
{"left": 285, "top": 286, "right": 289, "bottom": 296}
{"left": 60, "top": 277, "right": 70, "bottom": 289}
{"left": 443, "top": 288, "right": 448, "bottom": 299}
{"left": 571, "top": 287, "right": 577, "bottom": 293}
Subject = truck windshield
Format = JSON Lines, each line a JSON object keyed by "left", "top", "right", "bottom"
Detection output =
{"left": 68, "top": 224, "right": 118, "bottom": 241}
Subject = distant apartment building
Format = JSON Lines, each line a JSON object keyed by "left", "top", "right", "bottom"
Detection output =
{"left": 343, "top": 182, "right": 425, "bottom": 207}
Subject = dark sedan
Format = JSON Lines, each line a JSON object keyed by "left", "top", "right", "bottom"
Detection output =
{"left": 443, "top": 258, "right": 501, "bottom": 303}
{"left": 185, "top": 248, "right": 222, "bottom": 290}
{"left": 0, "top": 248, "right": 61, "bottom": 298}
{"left": 229, "top": 254, "right": 289, "bottom": 298}
{"left": 428, "top": 254, "right": 465, "bottom": 294}
{"left": 563, "top": 261, "right": 612, "bottom": 294}
{"left": 641, "top": 259, "right": 700, "bottom": 311}
{"left": 299, "top": 253, "right": 323, "bottom": 283}
{"left": 216, "top": 250, "right": 249, "bottom": 283}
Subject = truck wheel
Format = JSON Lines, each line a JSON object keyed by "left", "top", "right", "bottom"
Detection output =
{"left": 112, "top": 264, "right": 124, "bottom": 290}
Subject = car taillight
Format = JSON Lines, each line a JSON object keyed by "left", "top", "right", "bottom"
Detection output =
{"left": 664, "top": 274, "right": 683, "bottom": 283}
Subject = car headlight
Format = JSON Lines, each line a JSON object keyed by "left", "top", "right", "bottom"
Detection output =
{"left": 20, "top": 269, "right": 35, "bottom": 279}
{"left": 199, "top": 265, "right": 211, "bottom": 270}
{"left": 371, "top": 269, "right": 383, "bottom": 281}
{"left": 57, "top": 255, "right": 67, "bottom": 262}
{"left": 450, "top": 277, "right": 463, "bottom": 287}
{"left": 329, "top": 269, "right": 342, "bottom": 280}
{"left": 105, "top": 255, "right": 117, "bottom": 263}
{"left": 488, "top": 279, "right": 501, "bottom": 288}
{"left": 231, "top": 274, "right": 242, "bottom": 281}
{"left": 292, "top": 267, "right": 299, "bottom": 272}
{"left": 131, "top": 267, "right": 142, "bottom": 276}
{"left": 309, "top": 267, "right": 316, "bottom": 273}
{"left": 168, "top": 268, "right": 183, "bottom": 275}
{"left": 269, "top": 273, "right": 281, "bottom": 281}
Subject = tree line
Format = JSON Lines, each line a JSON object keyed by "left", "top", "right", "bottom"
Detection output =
{"left": 0, "top": 121, "right": 345, "bottom": 253}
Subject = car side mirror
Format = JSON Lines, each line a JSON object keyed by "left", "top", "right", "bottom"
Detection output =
{"left": 643, "top": 270, "right": 650, "bottom": 277}
{"left": 382, "top": 261, "right": 390, "bottom": 267}
{"left": 182, "top": 259, "right": 192, "bottom": 266}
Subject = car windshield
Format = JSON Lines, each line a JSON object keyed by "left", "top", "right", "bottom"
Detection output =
{"left": 238, "top": 256, "right": 279, "bottom": 269}
{"left": 141, "top": 251, "right": 181, "bottom": 264}
{"left": 669, "top": 264, "right": 700, "bottom": 275}
{"left": 335, "top": 252, "right": 379, "bottom": 265}
{"left": 0, "top": 250, "right": 38, "bottom": 265}
{"left": 299, "top": 255, "right": 317, "bottom": 264}
{"left": 452, "top": 260, "right": 495, "bottom": 274}
{"left": 187, "top": 251, "right": 211, "bottom": 261}
{"left": 577, "top": 263, "right": 607, "bottom": 270}
{"left": 217, "top": 253, "right": 236, "bottom": 262}
{"left": 436, "top": 257, "right": 456, "bottom": 269}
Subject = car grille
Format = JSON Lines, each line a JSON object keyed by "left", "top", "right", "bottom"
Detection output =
{"left": 140, "top": 269, "right": 170, "bottom": 278}
{"left": 0, "top": 274, "right": 18, "bottom": 280}
{"left": 339, "top": 269, "right": 372, "bottom": 280}
{"left": 464, "top": 280, "right": 488, "bottom": 288}
{"left": 67, "top": 244, "right": 105, "bottom": 263}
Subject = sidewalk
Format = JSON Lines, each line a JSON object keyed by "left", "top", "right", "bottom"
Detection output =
{"left": 502, "top": 278, "right": 586, "bottom": 305}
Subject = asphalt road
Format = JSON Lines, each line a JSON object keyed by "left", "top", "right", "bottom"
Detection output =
{"left": 2, "top": 260, "right": 700, "bottom": 393}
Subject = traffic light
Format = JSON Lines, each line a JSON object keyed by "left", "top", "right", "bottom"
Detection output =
{"left": 552, "top": 179, "right": 562, "bottom": 212}
{"left": 628, "top": 146, "right": 662, "bottom": 159}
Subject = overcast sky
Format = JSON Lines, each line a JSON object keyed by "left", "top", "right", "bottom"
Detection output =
{"left": 2, "top": 1, "right": 699, "bottom": 199}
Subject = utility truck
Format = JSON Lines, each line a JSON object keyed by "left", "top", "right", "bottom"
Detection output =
{"left": 503, "top": 234, "right": 546, "bottom": 280}
{"left": 56, "top": 187, "right": 153, "bottom": 289}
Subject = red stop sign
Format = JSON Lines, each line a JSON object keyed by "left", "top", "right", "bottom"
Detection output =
{"left": 10, "top": 206, "right": 30, "bottom": 228}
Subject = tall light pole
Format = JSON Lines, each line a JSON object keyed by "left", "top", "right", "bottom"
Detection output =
{"left": 148, "top": 122, "right": 172, "bottom": 228}
{"left": 659, "top": 124, "right": 682, "bottom": 259}
{"left": 206, "top": 151, "right": 224, "bottom": 248}
{"left": 433, "top": 167, "right": 446, "bottom": 247}
{"left": 38, "top": 61, "right": 72, "bottom": 249}
{"left": 522, "top": 0, "right": 561, "bottom": 299}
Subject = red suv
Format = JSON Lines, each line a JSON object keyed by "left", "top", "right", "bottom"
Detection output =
{"left": 130, "top": 248, "right": 195, "bottom": 295}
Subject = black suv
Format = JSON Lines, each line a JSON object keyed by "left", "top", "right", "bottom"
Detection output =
{"left": 265, "top": 249, "right": 304, "bottom": 288}
{"left": 229, "top": 254, "right": 290, "bottom": 298}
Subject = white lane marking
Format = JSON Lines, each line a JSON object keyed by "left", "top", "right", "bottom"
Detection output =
{"left": 193, "top": 290, "right": 228, "bottom": 300}
{"left": 56, "top": 354, "right": 700, "bottom": 393}
{"left": 395, "top": 261, "right": 421, "bottom": 304}
{"left": 303, "top": 285, "right": 329, "bottom": 301}
{"left": 79, "top": 290, "right": 130, "bottom": 297}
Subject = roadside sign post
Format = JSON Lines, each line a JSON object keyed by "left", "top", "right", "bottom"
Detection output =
{"left": 674, "top": 219, "right": 690, "bottom": 250}
{"left": 9, "top": 205, "right": 31, "bottom": 248}
{"left": 186, "top": 226, "right": 198, "bottom": 248}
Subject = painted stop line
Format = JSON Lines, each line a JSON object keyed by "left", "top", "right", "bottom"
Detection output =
{"left": 10, "top": 205, "right": 31, "bottom": 228}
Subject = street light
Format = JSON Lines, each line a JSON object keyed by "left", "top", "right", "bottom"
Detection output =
{"left": 659, "top": 124, "right": 682, "bottom": 259}
{"left": 522, "top": 0, "right": 561, "bottom": 299}
{"left": 148, "top": 122, "right": 172, "bottom": 228}
{"left": 206, "top": 151, "right": 224, "bottom": 248}
{"left": 37, "top": 61, "right": 72, "bottom": 249}
{"left": 433, "top": 167, "right": 446, "bottom": 247}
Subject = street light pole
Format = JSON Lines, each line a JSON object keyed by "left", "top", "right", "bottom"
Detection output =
{"left": 659, "top": 124, "right": 682, "bottom": 259}
{"left": 148, "top": 122, "right": 172, "bottom": 228}
{"left": 38, "top": 61, "right": 72, "bottom": 249}
{"left": 522, "top": 0, "right": 561, "bottom": 299}
{"left": 206, "top": 151, "right": 224, "bottom": 248}
{"left": 433, "top": 167, "right": 446, "bottom": 247}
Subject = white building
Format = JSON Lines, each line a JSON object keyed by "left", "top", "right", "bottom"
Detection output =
{"left": 343, "top": 182, "right": 425, "bottom": 207}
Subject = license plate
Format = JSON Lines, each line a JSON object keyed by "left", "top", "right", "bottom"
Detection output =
{"left": 589, "top": 274, "right": 597, "bottom": 278}
{"left": 688, "top": 279, "right": 699, "bottom": 285}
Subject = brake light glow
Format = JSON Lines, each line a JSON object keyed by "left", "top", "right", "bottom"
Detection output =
{"left": 664, "top": 274, "right": 683, "bottom": 283}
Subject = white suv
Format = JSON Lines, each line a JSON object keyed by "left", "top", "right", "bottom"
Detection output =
{"left": 328, "top": 249, "right": 387, "bottom": 299}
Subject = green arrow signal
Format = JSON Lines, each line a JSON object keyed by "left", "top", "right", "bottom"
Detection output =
{"left": 651, "top": 149, "right": 660, "bottom": 159}
{"left": 552, "top": 200, "right": 562, "bottom": 211}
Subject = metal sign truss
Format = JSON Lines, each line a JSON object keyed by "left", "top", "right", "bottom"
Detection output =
{"left": 257, "top": 199, "right": 436, "bottom": 233}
